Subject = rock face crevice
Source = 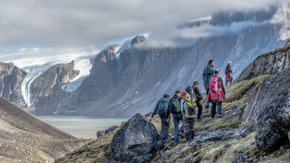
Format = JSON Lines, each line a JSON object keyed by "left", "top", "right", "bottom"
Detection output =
{"left": 0, "top": 62, "right": 27, "bottom": 108}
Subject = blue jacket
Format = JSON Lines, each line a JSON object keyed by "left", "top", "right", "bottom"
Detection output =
{"left": 151, "top": 98, "right": 170, "bottom": 118}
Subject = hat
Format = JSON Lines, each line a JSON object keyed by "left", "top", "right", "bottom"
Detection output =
{"left": 229, "top": 61, "right": 232, "bottom": 63}
{"left": 181, "top": 91, "right": 187, "bottom": 97}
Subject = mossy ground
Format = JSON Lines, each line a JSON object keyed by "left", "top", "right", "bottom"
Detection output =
{"left": 57, "top": 75, "right": 290, "bottom": 163}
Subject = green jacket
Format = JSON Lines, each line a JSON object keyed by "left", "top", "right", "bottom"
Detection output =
{"left": 203, "top": 65, "right": 215, "bottom": 87}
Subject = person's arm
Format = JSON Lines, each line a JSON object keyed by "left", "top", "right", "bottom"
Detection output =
{"left": 151, "top": 101, "right": 159, "bottom": 118}
{"left": 166, "top": 100, "right": 171, "bottom": 119}
{"left": 219, "top": 78, "right": 226, "bottom": 94}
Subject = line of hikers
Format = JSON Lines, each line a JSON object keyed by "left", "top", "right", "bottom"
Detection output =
{"left": 149, "top": 60, "right": 233, "bottom": 145}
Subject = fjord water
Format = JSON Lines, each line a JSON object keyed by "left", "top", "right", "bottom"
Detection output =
{"left": 38, "top": 115, "right": 129, "bottom": 139}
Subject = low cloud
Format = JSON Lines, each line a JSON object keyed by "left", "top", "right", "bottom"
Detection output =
{"left": 0, "top": 0, "right": 280, "bottom": 50}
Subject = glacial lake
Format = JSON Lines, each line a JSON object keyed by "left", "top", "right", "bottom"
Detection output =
{"left": 37, "top": 115, "right": 130, "bottom": 139}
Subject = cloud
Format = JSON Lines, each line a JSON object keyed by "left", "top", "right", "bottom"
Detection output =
{"left": 0, "top": 0, "right": 280, "bottom": 49}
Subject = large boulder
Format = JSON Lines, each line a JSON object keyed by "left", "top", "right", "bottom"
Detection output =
{"left": 253, "top": 69, "right": 290, "bottom": 151}
{"left": 110, "top": 113, "right": 159, "bottom": 163}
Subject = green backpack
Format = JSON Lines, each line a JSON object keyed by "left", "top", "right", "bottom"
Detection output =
{"left": 170, "top": 97, "right": 181, "bottom": 113}
{"left": 184, "top": 98, "right": 197, "bottom": 119}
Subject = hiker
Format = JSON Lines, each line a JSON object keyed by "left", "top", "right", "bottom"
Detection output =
{"left": 226, "top": 70, "right": 233, "bottom": 85}
{"left": 193, "top": 81, "right": 203, "bottom": 119}
{"left": 225, "top": 61, "right": 233, "bottom": 86}
{"left": 180, "top": 91, "right": 197, "bottom": 145}
{"left": 207, "top": 71, "right": 226, "bottom": 118}
{"left": 203, "top": 60, "right": 221, "bottom": 110}
{"left": 167, "top": 90, "right": 185, "bottom": 145}
{"left": 149, "top": 94, "right": 170, "bottom": 142}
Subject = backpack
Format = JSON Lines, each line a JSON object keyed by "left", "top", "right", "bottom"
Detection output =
{"left": 209, "top": 77, "right": 219, "bottom": 92}
{"left": 185, "top": 86, "right": 196, "bottom": 99}
{"left": 184, "top": 98, "right": 197, "bottom": 119}
{"left": 170, "top": 97, "right": 181, "bottom": 113}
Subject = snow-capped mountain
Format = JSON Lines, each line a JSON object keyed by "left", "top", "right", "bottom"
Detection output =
{"left": 1, "top": 2, "right": 290, "bottom": 116}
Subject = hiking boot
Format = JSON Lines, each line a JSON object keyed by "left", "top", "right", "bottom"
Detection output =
{"left": 179, "top": 131, "right": 185, "bottom": 138}
{"left": 205, "top": 106, "right": 210, "bottom": 110}
{"left": 174, "top": 142, "right": 179, "bottom": 146}
{"left": 190, "top": 131, "right": 195, "bottom": 142}
{"left": 217, "top": 114, "right": 222, "bottom": 118}
{"left": 185, "top": 132, "right": 191, "bottom": 144}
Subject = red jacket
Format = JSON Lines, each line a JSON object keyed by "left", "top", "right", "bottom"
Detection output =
{"left": 207, "top": 80, "right": 226, "bottom": 103}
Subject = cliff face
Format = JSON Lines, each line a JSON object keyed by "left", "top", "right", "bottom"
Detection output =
{"left": 0, "top": 62, "right": 27, "bottom": 108}
{"left": 28, "top": 61, "right": 79, "bottom": 114}
{"left": 236, "top": 42, "right": 290, "bottom": 82}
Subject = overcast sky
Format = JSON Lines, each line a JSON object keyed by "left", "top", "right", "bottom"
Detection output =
{"left": 0, "top": 0, "right": 280, "bottom": 50}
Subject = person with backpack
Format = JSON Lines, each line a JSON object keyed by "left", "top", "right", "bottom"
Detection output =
{"left": 180, "top": 91, "right": 197, "bottom": 145}
{"left": 193, "top": 81, "right": 203, "bottom": 119}
{"left": 167, "top": 90, "right": 185, "bottom": 145}
{"left": 207, "top": 71, "right": 226, "bottom": 118}
{"left": 149, "top": 94, "right": 170, "bottom": 142}
{"left": 225, "top": 61, "right": 233, "bottom": 86}
{"left": 203, "top": 60, "right": 221, "bottom": 110}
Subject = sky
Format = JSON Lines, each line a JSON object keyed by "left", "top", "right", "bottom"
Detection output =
{"left": 0, "top": 0, "right": 280, "bottom": 50}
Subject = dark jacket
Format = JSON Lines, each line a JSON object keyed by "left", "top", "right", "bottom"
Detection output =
{"left": 151, "top": 98, "right": 170, "bottom": 118}
{"left": 225, "top": 64, "right": 232, "bottom": 75}
{"left": 167, "top": 95, "right": 182, "bottom": 118}
{"left": 203, "top": 65, "right": 215, "bottom": 87}
{"left": 193, "top": 87, "right": 202, "bottom": 101}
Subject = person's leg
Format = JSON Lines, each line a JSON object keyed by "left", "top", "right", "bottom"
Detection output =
{"left": 172, "top": 114, "right": 179, "bottom": 143}
{"left": 197, "top": 100, "right": 203, "bottom": 119}
{"left": 177, "top": 114, "right": 184, "bottom": 137}
{"left": 211, "top": 103, "right": 217, "bottom": 118}
{"left": 226, "top": 81, "right": 228, "bottom": 86}
{"left": 183, "top": 116, "right": 191, "bottom": 143}
{"left": 159, "top": 110, "right": 169, "bottom": 141}
{"left": 189, "top": 119, "right": 195, "bottom": 142}
{"left": 217, "top": 102, "right": 222, "bottom": 115}
{"left": 205, "top": 86, "right": 210, "bottom": 109}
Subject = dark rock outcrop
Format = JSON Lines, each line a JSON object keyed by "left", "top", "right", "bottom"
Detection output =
{"left": 105, "top": 125, "right": 119, "bottom": 134}
{"left": 96, "top": 131, "right": 105, "bottom": 139}
{"left": 131, "top": 35, "right": 145, "bottom": 47}
{"left": 110, "top": 113, "right": 159, "bottom": 163}
{"left": 242, "top": 69, "right": 290, "bottom": 151}
{"left": 0, "top": 62, "right": 27, "bottom": 108}
{"left": 235, "top": 42, "right": 290, "bottom": 82}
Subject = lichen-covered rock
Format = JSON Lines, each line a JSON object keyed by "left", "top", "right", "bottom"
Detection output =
{"left": 110, "top": 113, "right": 159, "bottom": 163}
{"left": 105, "top": 125, "right": 118, "bottom": 134}
{"left": 252, "top": 69, "right": 290, "bottom": 151}
{"left": 96, "top": 131, "right": 105, "bottom": 139}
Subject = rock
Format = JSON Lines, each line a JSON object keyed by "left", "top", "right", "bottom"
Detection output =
{"left": 240, "top": 126, "right": 254, "bottom": 138}
{"left": 131, "top": 35, "right": 145, "bottom": 47}
{"left": 96, "top": 131, "right": 105, "bottom": 139}
{"left": 250, "top": 69, "right": 290, "bottom": 151}
{"left": 105, "top": 126, "right": 118, "bottom": 134}
{"left": 110, "top": 113, "right": 159, "bottom": 163}
{"left": 234, "top": 155, "right": 249, "bottom": 163}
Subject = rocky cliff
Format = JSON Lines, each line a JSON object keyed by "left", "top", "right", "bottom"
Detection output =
{"left": 0, "top": 62, "right": 27, "bottom": 108}
{"left": 0, "top": 96, "right": 88, "bottom": 162}
{"left": 27, "top": 61, "right": 79, "bottom": 114}
{"left": 57, "top": 42, "right": 290, "bottom": 163}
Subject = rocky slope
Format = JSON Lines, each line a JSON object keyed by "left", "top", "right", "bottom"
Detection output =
{"left": 57, "top": 42, "right": 290, "bottom": 163}
{"left": 0, "top": 96, "right": 88, "bottom": 162}
{"left": 0, "top": 62, "right": 27, "bottom": 108}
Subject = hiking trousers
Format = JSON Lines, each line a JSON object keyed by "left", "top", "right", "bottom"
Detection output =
{"left": 173, "top": 113, "right": 184, "bottom": 143}
{"left": 196, "top": 100, "right": 203, "bottom": 118}
{"left": 158, "top": 109, "right": 170, "bottom": 141}
{"left": 211, "top": 102, "right": 222, "bottom": 118}
{"left": 205, "top": 86, "right": 210, "bottom": 108}
{"left": 183, "top": 116, "right": 195, "bottom": 133}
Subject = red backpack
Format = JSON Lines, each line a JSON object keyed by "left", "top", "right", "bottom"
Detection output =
{"left": 209, "top": 77, "right": 219, "bottom": 92}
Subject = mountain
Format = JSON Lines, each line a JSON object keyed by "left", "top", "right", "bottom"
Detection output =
{"left": 0, "top": 62, "right": 27, "bottom": 108}
{"left": 53, "top": 4, "right": 288, "bottom": 116}
{"left": 0, "top": 96, "right": 88, "bottom": 162}
{"left": 57, "top": 38, "right": 290, "bottom": 163}
{"left": 1, "top": 3, "right": 290, "bottom": 116}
